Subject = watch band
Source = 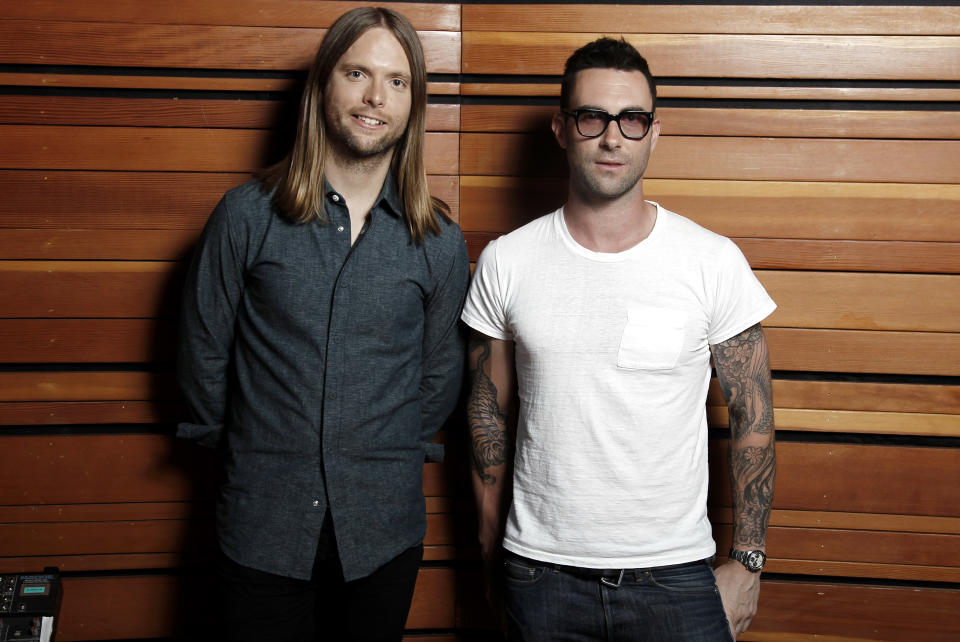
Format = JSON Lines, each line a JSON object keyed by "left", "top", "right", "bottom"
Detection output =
{"left": 729, "top": 548, "right": 766, "bottom": 572}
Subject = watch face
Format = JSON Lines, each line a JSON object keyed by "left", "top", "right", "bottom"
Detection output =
{"left": 746, "top": 551, "right": 765, "bottom": 571}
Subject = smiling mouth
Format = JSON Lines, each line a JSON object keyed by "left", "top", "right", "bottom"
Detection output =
{"left": 355, "top": 115, "right": 385, "bottom": 127}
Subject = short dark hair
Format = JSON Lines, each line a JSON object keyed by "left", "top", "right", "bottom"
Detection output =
{"left": 560, "top": 37, "right": 657, "bottom": 111}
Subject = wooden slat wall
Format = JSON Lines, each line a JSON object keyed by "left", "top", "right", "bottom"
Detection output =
{"left": 1, "top": 2, "right": 958, "bottom": 641}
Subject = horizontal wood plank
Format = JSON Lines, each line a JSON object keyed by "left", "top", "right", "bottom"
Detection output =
{"left": 0, "top": 126, "right": 459, "bottom": 174}
{"left": 765, "top": 327, "right": 960, "bottom": 375}
{"left": 460, "top": 105, "right": 960, "bottom": 140}
{"left": 0, "top": 371, "right": 177, "bottom": 402}
{"left": 460, "top": 133, "right": 960, "bottom": 183}
{"left": 462, "top": 32, "right": 960, "bottom": 81}
{"left": 713, "top": 508, "right": 960, "bottom": 536}
{"left": 748, "top": 579, "right": 960, "bottom": 641}
{"left": 0, "top": 401, "right": 181, "bottom": 426}
{"left": 758, "top": 271, "right": 960, "bottom": 332}
{"left": 0, "top": 96, "right": 460, "bottom": 132}
{"left": 459, "top": 177, "right": 960, "bottom": 242}
{"left": 0, "top": 20, "right": 460, "bottom": 73}
{"left": 0, "top": 72, "right": 459, "bottom": 96}
{"left": 0, "top": 319, "right": 176, "bottom": 363}
{"left": 709, "top": 441, "right": 960, "bottom": 517}
{"left": 708, "top": 406, "right": 960, "bottom": 438}
{"left": 461, "top": 5, "right": 960, "bottom": 36}
{"left": 0, "top": 1, "right": 462, "bottom": 31}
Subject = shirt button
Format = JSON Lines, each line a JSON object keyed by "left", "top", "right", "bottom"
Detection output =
{"left": 337, "top": 225, "right": 344, "bottom": 232}
{"left": 331, "top": 194, "right": 341, "bottom": 202}
{"left": 312, "top": 500, "right": 320, "bottom": 507}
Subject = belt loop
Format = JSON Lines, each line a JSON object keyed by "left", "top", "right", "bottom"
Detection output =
{"left": 600, "top": 568, "right": 624, "bottom": 588}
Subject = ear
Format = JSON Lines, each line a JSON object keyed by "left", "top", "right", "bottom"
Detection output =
{"left": 552, "top": 111, "right": 568, "bottom": 150}
{"left": 648, "top": 115, "right": 662, "bottom": 152}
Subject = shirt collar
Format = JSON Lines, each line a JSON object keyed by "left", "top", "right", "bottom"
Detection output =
{"left": 324, "top": 171, "right": 404, "bottom": 220}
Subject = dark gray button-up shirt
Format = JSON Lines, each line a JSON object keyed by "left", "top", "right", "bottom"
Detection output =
{"left": 177, "top": 176, "right": 469, "bottom": 581}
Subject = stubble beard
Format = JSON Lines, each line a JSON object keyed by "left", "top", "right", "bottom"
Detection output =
{"left": 572, "top": 155, "right": 648, "bottom": 203}
{"left": 325, "top": 113, "right": 406, "bottom": 167}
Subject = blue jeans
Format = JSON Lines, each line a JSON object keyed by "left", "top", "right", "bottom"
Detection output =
{"left": 502, "top": 551, "right": 734, "bottom": 642}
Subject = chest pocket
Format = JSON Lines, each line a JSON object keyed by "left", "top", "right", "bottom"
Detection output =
{"left": 617, "top": 307, "right": 687, "bottom": 370}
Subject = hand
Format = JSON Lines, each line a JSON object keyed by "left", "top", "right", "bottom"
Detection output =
{"left": 714, "top": 560, "right": 761, "bottom": 639}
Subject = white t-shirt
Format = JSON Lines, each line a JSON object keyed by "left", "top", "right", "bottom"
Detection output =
{"left": 461, "top": 203, "right": 776, "bottom": 569}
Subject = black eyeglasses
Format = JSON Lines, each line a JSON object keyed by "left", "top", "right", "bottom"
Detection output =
{"left": 562, "top": 108, "right": 655, "bottom": 140}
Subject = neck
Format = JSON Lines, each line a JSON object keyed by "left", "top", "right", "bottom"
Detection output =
{"left": 323, "top": 145, "right": 394, "bottom": 244}
{"left": 562, "top": 183, "right": 657, "bottom": 253}
{"left": 323, "top": 144, "right": 394, "bottom": 205}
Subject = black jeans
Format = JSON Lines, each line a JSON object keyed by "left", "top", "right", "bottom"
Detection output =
{"left": 218, "top": 542, "right": 423, "bottom": 642}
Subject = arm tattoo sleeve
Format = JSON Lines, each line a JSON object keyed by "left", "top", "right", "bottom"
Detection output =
{"left": 712, "top": 323, "right": 776, "bottom": 549}
{"left": 467, "top": 335, "right": 511, "bottom": 486}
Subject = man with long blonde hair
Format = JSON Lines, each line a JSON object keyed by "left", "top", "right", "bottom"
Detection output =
{"left": 177, "top": 7, "right": 468, "bottom": 640}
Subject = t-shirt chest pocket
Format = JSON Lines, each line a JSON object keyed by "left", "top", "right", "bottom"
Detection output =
{"left": 617, "top": 307, "right": 687, "bottom": 370}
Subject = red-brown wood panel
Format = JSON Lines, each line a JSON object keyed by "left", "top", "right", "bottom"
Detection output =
{"left": 0, "top": 20, "right": 461, "bottom": 73}
{"left": 0, "top": 1, "right": 463, "bottom": 31}
{"left": 462, "top": 32, "right": 960, "bottom": 81}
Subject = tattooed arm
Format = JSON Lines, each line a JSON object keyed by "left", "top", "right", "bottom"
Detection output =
{"left": 710, "top": 322, "right": 776, "bottom": 639}
{"left": 467, "top": 330, "right": 517, "bottom": 565}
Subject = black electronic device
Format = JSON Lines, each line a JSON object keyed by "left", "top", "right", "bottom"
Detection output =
{"left": 0, "top": 568, "right": 61, "bottom": 641}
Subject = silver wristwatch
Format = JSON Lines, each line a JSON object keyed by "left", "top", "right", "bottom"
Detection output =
{"left": 729, "top": 548, "right": 766, "bottom": 572}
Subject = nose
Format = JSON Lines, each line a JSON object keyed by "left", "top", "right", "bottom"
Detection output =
{"left": 363, "top": 79, "right": 384, "bottom": 108}
{"left": 598, "top": 116, "right": 623, "bottom": 149}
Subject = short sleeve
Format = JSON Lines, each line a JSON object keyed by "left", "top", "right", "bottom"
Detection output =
{"left": 708, "top": 240, "right": 777, "bottom": 345}
{"left": 461, "top": 239, "right": 512, "bottom": 340}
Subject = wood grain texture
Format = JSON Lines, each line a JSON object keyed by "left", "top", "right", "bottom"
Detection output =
{"left": 0, "top": 126, "right": 459, "bottom": 174}
{"left": 0, "top": 20, "right": 461, "bottom": 73}
{"left": 765, "top": 327, "right": 960, "bottom": 375}
{"left": 459, "top": 133, "right": 960, "bottom": 183}
{"left": 0, "top": 96, "right": 460, "bottom": 132}
{"left": 758, "top": 271, "right": 960, "bottom": 332}
{"left": 0, "top": 1, "right": 462, "bottom": 31}
{"left": 0, "top": 401, "right": 181, "bottom": 426}
{"left": 747, "top": 579, "right": 960, "bottom": 641}
{"left": 0, "top": 371, "right": 177, "bottom": 402}
{"left": 708, "top": 406, "right": 960, "bottom": 438}
{"left": 709, "top": 440, "right": 960, "bottom": 517}
{"left": 459, "top": 177, "right": 960, "bottom": 242}
{"left": 0, "top": 319, "right": 175, "bottom": 363}
{"left": 462, "top": 32, "right": 960, "bottom": 81}
{"left": 461, "top": 4, "right": 960, "bottom": 35}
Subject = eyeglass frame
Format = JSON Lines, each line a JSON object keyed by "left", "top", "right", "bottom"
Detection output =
{"left": 561, "top": 108, "right": 656, "bottom": 141}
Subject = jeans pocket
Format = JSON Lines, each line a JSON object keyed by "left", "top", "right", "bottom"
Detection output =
{"left": 502, "top": 554, "right": 547, "bottom": 586}
{"left": 648, "top": 562, "right": 717, "bottom": 593}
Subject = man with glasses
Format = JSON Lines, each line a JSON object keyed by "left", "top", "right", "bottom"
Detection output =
{"left": 462, "top": 37, "right": 776, "bottom": 640}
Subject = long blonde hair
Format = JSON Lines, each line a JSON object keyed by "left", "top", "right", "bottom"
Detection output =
{"left": 259, "top": 7, "right": 448, "bottom": 242}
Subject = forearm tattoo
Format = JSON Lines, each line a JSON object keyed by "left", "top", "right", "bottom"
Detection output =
{"left": 712, "top": 323, "right": 776, "bottom": 549}
{"left": 730, "top": 444, "right": 776, "bottom": 547}
{"left": 467, "top": 336, "right": 511, "bottom": 486}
